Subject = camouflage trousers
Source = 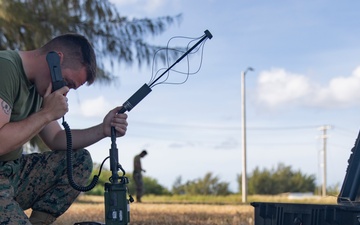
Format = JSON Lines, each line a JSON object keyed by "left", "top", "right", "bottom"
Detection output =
{"left": 0, "top": 149, "right": 93, "bottom": 225}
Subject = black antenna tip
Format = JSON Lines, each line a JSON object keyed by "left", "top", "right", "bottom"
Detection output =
{"left": 204, "top": 30, "right": 213, "bottom": 39}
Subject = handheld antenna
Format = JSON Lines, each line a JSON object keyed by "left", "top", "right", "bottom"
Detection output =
{"left": 149, "top": 30, "right": 213, "bottom": 87}
{"left": 104, "top": 29, "right": 213, "bottom": 225}
{"left": 109, "top": 30, "right": 213, "bottom": 183}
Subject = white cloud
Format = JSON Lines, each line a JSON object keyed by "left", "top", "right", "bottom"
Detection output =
{"left": 320, "top": 67, "right": 360, "bottom": 105}
{"left": 256, "top": 68, "right": 312, "bottom": 107}
{"left": 256, "top": 66, "right": 360, "bottom": 109}
{"left": 80, "top": 96, "right": 111, "bottom": 117}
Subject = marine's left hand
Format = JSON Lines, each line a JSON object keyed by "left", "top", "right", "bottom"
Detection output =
{"left": 103, "top": 106, "right": 128, "bottom": 137}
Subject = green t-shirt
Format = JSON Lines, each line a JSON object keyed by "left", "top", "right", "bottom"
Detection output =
{"left": 0, "top": 50, "right": 43, "bottom": 161}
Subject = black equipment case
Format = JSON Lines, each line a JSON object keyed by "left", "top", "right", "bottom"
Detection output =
{"left": 251, "top": 130, "right": 360, "bottom": 225}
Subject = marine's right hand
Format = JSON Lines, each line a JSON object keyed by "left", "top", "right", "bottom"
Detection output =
{"left": 41, "top": 83, "right": 69, "bottom": 121}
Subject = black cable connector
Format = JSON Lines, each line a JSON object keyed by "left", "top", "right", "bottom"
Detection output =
{"left": 119, "top": 84, "right": 152, "bottom": 113}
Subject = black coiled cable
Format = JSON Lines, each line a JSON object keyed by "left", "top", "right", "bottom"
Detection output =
{"left": 62, "top": 117, "right": 100, "bottom": 192}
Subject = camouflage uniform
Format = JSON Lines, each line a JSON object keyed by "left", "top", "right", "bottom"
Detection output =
{"left": 0, "top": 149, "right": 93, "bottom": 224}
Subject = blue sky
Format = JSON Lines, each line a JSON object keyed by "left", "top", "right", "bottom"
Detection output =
{"left": 65, "top": 0, "right": 360, "bottom": 193}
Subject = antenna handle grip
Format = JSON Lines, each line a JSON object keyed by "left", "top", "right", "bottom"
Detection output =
{"left": 118, "top": 84, "right": 152, "bottom": 114}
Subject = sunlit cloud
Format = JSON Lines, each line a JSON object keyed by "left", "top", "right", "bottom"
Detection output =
{"left": 256, "top": 68, "right": 312, "bottom": 107}
{"left": 80, "top": 96, "right": 111, "bottom": 117}
{"left": 256, "top": 66, "right": 360, "bottom": 109}
{"left": 317, "top": 67, "right": 360, "bottom": 106}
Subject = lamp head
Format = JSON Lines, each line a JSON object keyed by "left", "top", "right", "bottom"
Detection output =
{"left": 244, "top": 67, "right": 254, "bottom": 75}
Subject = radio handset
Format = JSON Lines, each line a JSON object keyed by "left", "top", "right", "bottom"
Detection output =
{"left": 46, "top": 51, "right": 100, "bottom": 192}
{"left": 46, "top": 51, "right": 66, "bottom": 92}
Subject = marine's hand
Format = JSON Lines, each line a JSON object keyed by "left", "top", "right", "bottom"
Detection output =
{"left": 41, "top": 83, "right": 69, "bottom": 121}
{"left": 103, "top": 106, "right": 128, "bottom": 137}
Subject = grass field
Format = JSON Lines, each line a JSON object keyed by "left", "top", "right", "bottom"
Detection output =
{"left": 25, "top": 194, "right": 338, "bottom": 225}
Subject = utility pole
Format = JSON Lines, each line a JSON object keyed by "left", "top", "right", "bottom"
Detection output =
{"left": 241, "top": 67, "right": 254, "bottom": 203}
{"left": 319, "top": 125, "right": 331, "bottom": 197}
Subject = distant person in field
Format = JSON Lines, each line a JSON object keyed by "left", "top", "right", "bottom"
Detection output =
{"left": 133, "top": 150, "right": 148, "bottom": 202}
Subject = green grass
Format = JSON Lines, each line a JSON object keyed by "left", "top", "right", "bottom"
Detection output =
{"left": 64, "top": 194, "right": 338, "bottom": 225}
{"left": 95, "top": 193, "right": 338, "bottom": 205}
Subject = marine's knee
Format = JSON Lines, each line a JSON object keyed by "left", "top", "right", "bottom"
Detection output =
{"left": 29, "top": 210, "right": 56, "bottom": 225}
{"left": 73, "top": 149, "right": 93, "bottom": 179}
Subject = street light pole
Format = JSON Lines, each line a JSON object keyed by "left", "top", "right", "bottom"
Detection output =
{"left": 241, "top": 67, "right": 254, "bottom": 203}
{"left": 319, "top": 125, "right": 331, "bottom": 197}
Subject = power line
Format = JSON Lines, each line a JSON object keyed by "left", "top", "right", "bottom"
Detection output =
{"left": 125, "top": 121, "right": 357, "bottom": 154}
{"left": 248, "top": 125, "right": 320, "bottom": 130}
{"left": 130, "top": 120, "right": 323, "bottom": 131}
{"left": 332, "top": 126, "right": 358, "bottom": 134}
{"left": 131, "top": 120, "right": 360, "bottom": 136}
{"left": 247, "top": 142, "right": 315, "bottom": 146}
